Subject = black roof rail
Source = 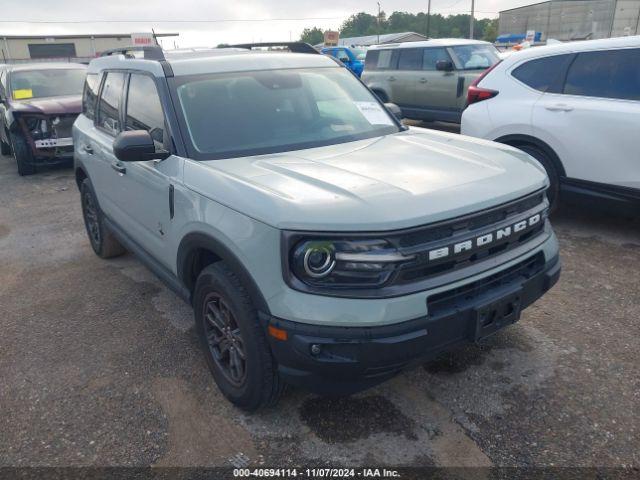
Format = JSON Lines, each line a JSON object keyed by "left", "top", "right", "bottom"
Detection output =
{"left": 228, "top": 42, "right": 319, "bottom": 54}
{"left": 100, "top": 45, "right": 166, "bottom": 61}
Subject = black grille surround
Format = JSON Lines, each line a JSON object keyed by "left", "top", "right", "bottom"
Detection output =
{"left": 282, "top": 189, "right": 552, "bottom": 298}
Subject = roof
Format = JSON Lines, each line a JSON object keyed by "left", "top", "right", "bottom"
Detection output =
{"left": 331, "top": 32, "right": 428, "bottom": 47}
{"left": 0, "top": 33, "right": 178, "bottom": 39}
{"left": 88, "top": 49, "right": 338, "bottom": 77}
{"left": 7, "top": 62, "right": 87, "bottom": 72}
{"left": 369, "top": 38, "right": 492, "bottom": 49}
{"left": 500, "top": 35, "right": 640, "bottom": 64}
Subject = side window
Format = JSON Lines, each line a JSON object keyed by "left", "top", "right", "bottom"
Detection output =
{"left": 125, "top": 73, "right": 165, "bottom": 148}
{"left": 377, "top": 50, "right": 394, "bottom": 70}
{"left": 82, "top": 72, "right": 102, "bottom": 121}
{"left": 397, "top": 48, "right": 422, "bottom": 70}
{"left": 336, "top": 49, "right": 350, "bottom": 63}
{"left": 563, "top": 48, "right": 640, "bottom": 101}
{"left": 422, "top": 48, "right": 450, "bottom": 71}
{"left": 512, "top": 54, "right": 573, "bottom": 93}
{"left": 365, "top": 50, "right": 379, "bottom": 70}
{"left": 96, "top": 72, "right": 125, "bottom": 136}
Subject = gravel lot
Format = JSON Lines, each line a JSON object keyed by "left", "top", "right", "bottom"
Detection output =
{"left": 0, "top": 149, "right": 639, "bottom": 469}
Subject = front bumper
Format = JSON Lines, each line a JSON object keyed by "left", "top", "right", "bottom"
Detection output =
{"left": 266, "top": 252, "right": 560, "bottom": 394}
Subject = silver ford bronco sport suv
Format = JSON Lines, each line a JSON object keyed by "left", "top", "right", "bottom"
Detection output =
{"left": 74, "top": 44, "right": 560, "bottom": 410}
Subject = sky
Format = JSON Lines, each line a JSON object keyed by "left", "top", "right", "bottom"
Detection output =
{"left": 0, "top": 0, "right": 532, "bottom": 47}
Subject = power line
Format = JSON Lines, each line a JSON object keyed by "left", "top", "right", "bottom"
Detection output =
{"left": 0, "top": 16, "right": 345, "bottom": 24}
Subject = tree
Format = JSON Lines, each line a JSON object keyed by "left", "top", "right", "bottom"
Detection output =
{"left": 482, "top": 19, "right": 499, "bottom": 43}
{"left": 340, "top": 12, "right": 380, "bottom": 37}
{"left": 300, "top": 10, "right": 498, "bottom": 43}
{"left": 300, "top": 27, "right": 324, "bottom": 45}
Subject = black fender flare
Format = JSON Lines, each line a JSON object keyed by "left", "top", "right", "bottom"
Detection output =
{"left": 495, "top": 134, "right": 566, "bottom": 178}
{"left": 177, "top": 232, "right": 271, "bottom": 315}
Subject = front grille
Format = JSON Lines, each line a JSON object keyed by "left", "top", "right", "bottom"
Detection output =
{"left": 427, "top": 252, "right": 545, "bottom": 316}
{"left": 386, "top": 190, "right": 548, "bottom": 286}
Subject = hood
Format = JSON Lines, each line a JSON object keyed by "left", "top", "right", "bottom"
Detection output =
{"left": 10, "top": 95, "right": 82, "bottom": 116}
{"left": 183, "top": 127, "right": 548, "bottom": 231}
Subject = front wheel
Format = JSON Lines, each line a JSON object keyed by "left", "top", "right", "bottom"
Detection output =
{"left": 9, "top": 132, "right": 36, "bottom": 176}
{"left": 194, "top": 263, "right": 283, "bottom": 410}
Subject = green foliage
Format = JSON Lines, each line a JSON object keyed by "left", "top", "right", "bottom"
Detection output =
{"left": 304, "top": 10, "right": 497, "bottom": 43}
{"left": 482, "top": 18, "right": 499, "bottom": 43}
{"left": 300, "top": 27, "right": 325, "bottom": 45}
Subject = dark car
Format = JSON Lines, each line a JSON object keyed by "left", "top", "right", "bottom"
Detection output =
{"left": 0, "top": 63, "right": 86, "bottom": 175}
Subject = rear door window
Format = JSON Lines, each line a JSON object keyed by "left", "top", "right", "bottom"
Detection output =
{"left": 125, "top": 73, "right": 166, "bottom": 148}
{"left": 397, "top": 48, "right": 422, "bottom": 70}
{"left": 422, "top": 48, "right": 451, "bottom": 71}
{"left": 512, "top": 54, "right": 574, "bottom": 93}
{"left": 96, "top": 72, "right": 125, "bottom": 136}
{"left": 563, "top": 48, "right": 640, "bottom": 101}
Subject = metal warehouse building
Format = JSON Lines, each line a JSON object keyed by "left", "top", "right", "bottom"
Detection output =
{"left": 499, "top": 0, "right": 640, "bottom": 41}
{"left": 1, "top": 32, "right": 178, "bottom": 63}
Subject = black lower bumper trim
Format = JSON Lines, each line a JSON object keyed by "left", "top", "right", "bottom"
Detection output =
{"left": 267, "top": 253, "right": 560, "bottom": 394}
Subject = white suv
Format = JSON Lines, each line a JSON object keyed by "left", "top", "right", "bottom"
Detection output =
{"left": 461, "top": 36, "right": 640, "bottom": 211}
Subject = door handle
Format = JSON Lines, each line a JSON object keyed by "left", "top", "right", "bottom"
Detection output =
{"left": 419, "top": 78, "right": 428, "bottom": 83}
{"left": 111, "top": 162, "right": 126, "bottom": 175}
{"left": 83, "top": 144, "right": 94, "bottom": 154}
{"left": 387, "top": 76, "right": 396, "bottom": 81}
{"left": 544, "top": 104, "right": 573, "bottom": 112}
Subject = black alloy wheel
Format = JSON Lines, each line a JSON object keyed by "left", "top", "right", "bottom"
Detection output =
{"left": 203, "top": 292, "right": 247, "bottom": 387}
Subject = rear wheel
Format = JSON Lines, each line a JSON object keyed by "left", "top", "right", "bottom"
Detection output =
{"left": 9, "top": 132, "right": 36, "bottom": 176}
{"left": 516, "top": 144, "right": 560, "bottom": 210}
{"left": 194, "top": 263, "right": 283, "bottom": 410}
{"left": 80, "top": 178, "right": 126, "bottom": 259}
{"left": 371, "top": 89, "right": 388, "bottom": 103}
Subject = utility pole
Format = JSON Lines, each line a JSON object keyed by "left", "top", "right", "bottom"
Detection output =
{"left": 470, "top": 0, "right": 475, "bottom": 39}
{"left": 426, "top": 0, "right": 432, "bottom": 38}
{"left": 377, "top": 2, "right": 381, "bottom": 44}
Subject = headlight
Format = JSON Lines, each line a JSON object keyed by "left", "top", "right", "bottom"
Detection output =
{"left": 289, "top": 237, "right": 414, "bottom": 289}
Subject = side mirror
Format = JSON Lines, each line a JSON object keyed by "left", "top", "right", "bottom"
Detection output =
{"left": 384, "top": 102, "right": 403, "bottom": 120}
{"left": 436, "top": 60, "right": 454, "bottom": 72}
{"left": 113, "top": 130, "right": 170, "bottom": 162}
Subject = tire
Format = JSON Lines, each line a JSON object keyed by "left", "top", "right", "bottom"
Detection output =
{"left": 194, "top": 263, "right": 283, "bottom": 411}
{"left": 517, "top": 144, "right": 560, "bottom": 210}
{"left": 9, "top": 131, "right": 36, "bottom": 176}
{"left": 372, "top": 89, "right": 388, "bottom": 103}
{"left": 80, "top": 178, "right": 126, "bottom": 259}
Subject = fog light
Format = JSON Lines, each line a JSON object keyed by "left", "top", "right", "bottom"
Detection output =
{"left": 310, "top": 344, "right": 322, "bottom": 356}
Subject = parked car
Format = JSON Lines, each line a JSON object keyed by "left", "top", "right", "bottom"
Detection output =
{"left": 0, "top": 63, "right": 86, "bottom": 175}
{"left": 362, "top": 39, "right": 501, "bottom": 123}
{"left": 461, "top": 36, "right": 640, "bottom": 211}
{"left": 321, "top": 46, "right": 366, "bottom": 76}
{"left": 74, "top": 44, "right": 559, "bottom": 410}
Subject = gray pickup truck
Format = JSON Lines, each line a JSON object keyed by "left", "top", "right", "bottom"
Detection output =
{"left": 73, "top": 44, "right": 560, "bottom": 410}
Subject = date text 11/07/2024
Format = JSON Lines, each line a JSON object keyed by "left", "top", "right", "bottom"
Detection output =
{"left": 233, "top": 468, "right": 401, "bottom": 478}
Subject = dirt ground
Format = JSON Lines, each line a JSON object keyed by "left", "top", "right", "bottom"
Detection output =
{"left": 0, "top": 152, "right": 638, "bottom": 469}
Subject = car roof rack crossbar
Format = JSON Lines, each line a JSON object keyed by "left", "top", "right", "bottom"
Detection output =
{"left": 228, "top": 42, "right": 319, "bottom": 54}
{"left": 100, "top": 45, "right": 166, "bottom": 61}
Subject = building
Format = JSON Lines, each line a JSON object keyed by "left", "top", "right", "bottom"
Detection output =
{"left": 324, "top": 31, "right": 428, "bottom": 48}
{"left": 498, "top": 0, "right": 640, "bottom": 42}
{"left": 0, "top": 32, "right": 179, "bottom": 63}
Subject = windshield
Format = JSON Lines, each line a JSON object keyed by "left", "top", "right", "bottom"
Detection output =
{"left": 174, "top": 67, "right": 399, "bottom": 160}
{"left": 10, "top": 68, "right": 86, "bottom": 100}
{"left": 352, "top": 49, "right": 367, "bottom": 61}
{"left": 450, "top": 45, "right": 500, "bottom": 70}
